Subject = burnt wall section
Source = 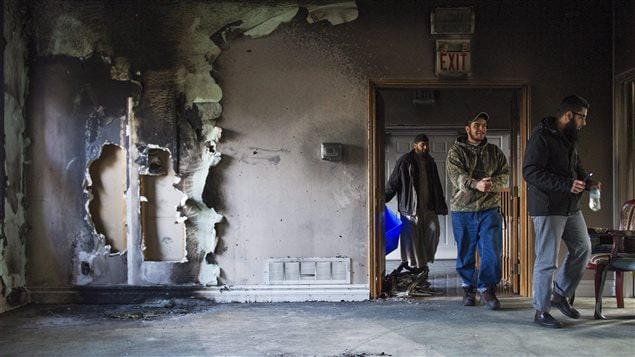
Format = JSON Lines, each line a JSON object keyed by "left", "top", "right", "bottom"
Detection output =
{"left": 26, "top": 56, "right": 139, "bottom": 287}
{"left": 1, "top": 0, "right": 30, "bottom": 313}
{"left": 25, "top": 1, "right": 358, "bottom": 291}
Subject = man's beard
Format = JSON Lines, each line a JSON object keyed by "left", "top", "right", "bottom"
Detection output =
{"left": 564, "top": 119, "right": 579, "bottom": 141}
{"left": 467, "top": 130, "right": 483, "bottom": 144}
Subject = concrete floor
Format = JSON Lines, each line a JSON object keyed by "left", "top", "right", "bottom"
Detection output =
{"left": 1, "top": 262, "right": 634, "bottom": 356}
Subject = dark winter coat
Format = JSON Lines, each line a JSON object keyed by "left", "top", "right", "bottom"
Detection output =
{"left": 522, "top": 117, "right": 592, "bottom": 216}
{"left": 385, "top": 150, "right": 448, "bottom": 216}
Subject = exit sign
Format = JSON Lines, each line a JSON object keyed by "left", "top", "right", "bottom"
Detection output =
{"left": 435, "top": 39, "right": 471, "bottom": 77}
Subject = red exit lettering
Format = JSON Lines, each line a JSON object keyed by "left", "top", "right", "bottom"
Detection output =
{"left": 439, "top": 52, "right": 468, "bottom": 71}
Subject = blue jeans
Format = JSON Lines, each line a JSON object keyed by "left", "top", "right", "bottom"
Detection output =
{"left": 451, "top": 208, "right": 503, "bottom": 291}
{"left": 531, "top": 212, "right": 591, "bottom": 312}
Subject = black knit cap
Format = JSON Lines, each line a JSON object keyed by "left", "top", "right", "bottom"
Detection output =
{"left": 414, "top": 134, "right": 429, "bottom": 143}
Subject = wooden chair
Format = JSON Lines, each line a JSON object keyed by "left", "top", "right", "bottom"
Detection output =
{"left": 586, "top": 199, "right": 635, "bottom": 319}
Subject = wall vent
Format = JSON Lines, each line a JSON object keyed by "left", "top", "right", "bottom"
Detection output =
{"left": 266, "top": 257, "right": 351, "bottom": 285}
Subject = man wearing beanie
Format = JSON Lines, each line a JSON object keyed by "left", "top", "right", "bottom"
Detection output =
{"left": 447, "top": 112, "right": 509, "bottom": 310}
{"left": 385, "top": 133, "right": 448, "bottom": 294}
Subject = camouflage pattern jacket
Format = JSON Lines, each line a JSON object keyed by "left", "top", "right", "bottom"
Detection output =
{"left": 447, "top": 136, "right": 509, "bottom": 212}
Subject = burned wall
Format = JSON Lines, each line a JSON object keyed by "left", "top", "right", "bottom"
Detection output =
{"left": 2, "top": 0, "right": 30, "bottom": 312}
{"left": 24, "top": 0, "right": 359, "bottom": 293}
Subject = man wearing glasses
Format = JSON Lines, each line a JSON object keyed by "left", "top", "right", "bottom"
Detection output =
{"left": 523, "top": 94, "right": 599, "bottom": 328}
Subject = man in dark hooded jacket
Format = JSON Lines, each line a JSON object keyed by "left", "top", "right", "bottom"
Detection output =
{"left": 523, "top": 94, "right": 599, "bottom": 328}
{"left": 385, "top": 134, "right": 448, "bottom": 288}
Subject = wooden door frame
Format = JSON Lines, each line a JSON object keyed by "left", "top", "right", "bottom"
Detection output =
{"left": 613, "top": 69, "right": 635, "bottom": 225}
{"left": 367, "top": 80, "right": 533, "bottom": 298}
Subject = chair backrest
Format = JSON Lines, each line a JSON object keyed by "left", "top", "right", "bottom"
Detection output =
{"left": 619, "top": 199, "right": 635, "bottom": 254}
{"left": 619, "top": 199, "right": 635, "bottom": 231}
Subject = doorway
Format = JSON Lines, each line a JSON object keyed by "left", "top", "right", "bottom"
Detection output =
{"left": 385, "top": 128, "right": 511, "bottom": 262}
{"left": 368, "top": 80, "right": 532, "bottom": 299}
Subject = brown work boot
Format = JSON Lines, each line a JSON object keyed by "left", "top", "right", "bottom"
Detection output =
{"left": 479, "top": 287, "right": 501, "bottom": 310}
{"left": 462, "top": 286, "right": 476, "bottom": 306}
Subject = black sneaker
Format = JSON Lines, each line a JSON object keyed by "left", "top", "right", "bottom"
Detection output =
{"left": 463, "top": 286, "right": 476, "bottom": 306}
{"left": 479, "top": 288, "right": 501, "bottom": 310}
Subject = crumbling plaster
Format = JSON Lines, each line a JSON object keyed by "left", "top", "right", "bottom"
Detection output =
{"left": 2, "top": 0, "right": 30, "bottom": 312}
{"left": 24, "top": 0, "right": 359, "bottom": 292}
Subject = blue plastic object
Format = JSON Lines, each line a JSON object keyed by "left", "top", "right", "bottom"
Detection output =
{"left": 384, "top": 205, "right": 402, "bottom": 255}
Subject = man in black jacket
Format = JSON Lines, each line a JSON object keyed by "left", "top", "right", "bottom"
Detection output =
{"left": 523, "top": 95, "right": 599, "bottom": 328}
{"left": 385, "top": 134, "right": 448, "bottom": 290}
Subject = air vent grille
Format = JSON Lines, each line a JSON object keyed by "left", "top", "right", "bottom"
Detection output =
{"left": 266, "top": 257, "right": 351, "bottom": 285}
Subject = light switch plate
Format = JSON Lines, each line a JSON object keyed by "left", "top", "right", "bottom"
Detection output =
{"left": 321, "top": 143, "right": 342, "bottom": 161}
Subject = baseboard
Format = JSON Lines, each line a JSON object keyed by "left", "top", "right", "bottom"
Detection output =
{"left": 28, "top": 284, "right": 370, "bottom": 304}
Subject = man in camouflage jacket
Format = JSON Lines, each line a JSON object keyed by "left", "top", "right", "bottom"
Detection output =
{"left": 447, "top": 112, "right": 509, "bottom": 310}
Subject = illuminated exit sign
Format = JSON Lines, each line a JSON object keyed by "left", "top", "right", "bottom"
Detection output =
{"left": 435, "top": 39, "right": 471, "bottom": 77}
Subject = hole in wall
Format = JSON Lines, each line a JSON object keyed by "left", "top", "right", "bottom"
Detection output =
{"left": 140, "top": 148, "right": 187, "bottom": 262}
{"left": 88, "top": 144, "right": 127, "bottom": 252}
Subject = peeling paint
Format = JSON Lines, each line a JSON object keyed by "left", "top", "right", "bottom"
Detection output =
{"left": 306, "top": 1, "right": 358, "bottom": 25}
{"left": 198, "top": 261, "right": 221, "bottom": 286}
{"left": 183, "top": 72, "right": 223, "bottom": 106}
{"left": 242, "top": 6, "right": 299, "bottom": 38}
{"left": 2, "top": 0, "right": 30, "bottom": 312}
{"left": 23, "top": 0, "right": 359, "bottom": 292}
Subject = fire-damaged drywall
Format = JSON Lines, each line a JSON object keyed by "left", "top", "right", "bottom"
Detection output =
{"left": 2, "top": 0, "right": 30, "bottom": 313}
{"left": 19, "top": 0, "right": 616, "bottom": 303}
{"left": 24, "top": 0, "right": 359, "bottom": 297}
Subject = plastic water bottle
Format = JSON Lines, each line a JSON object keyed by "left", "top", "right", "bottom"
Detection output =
{"left": 589, "top": 187, "right": 601, "bottom": 212}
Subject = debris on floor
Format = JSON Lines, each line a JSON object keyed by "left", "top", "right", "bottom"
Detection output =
{"left": 381, "top": 263, "right": 443, "bottom": 299}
